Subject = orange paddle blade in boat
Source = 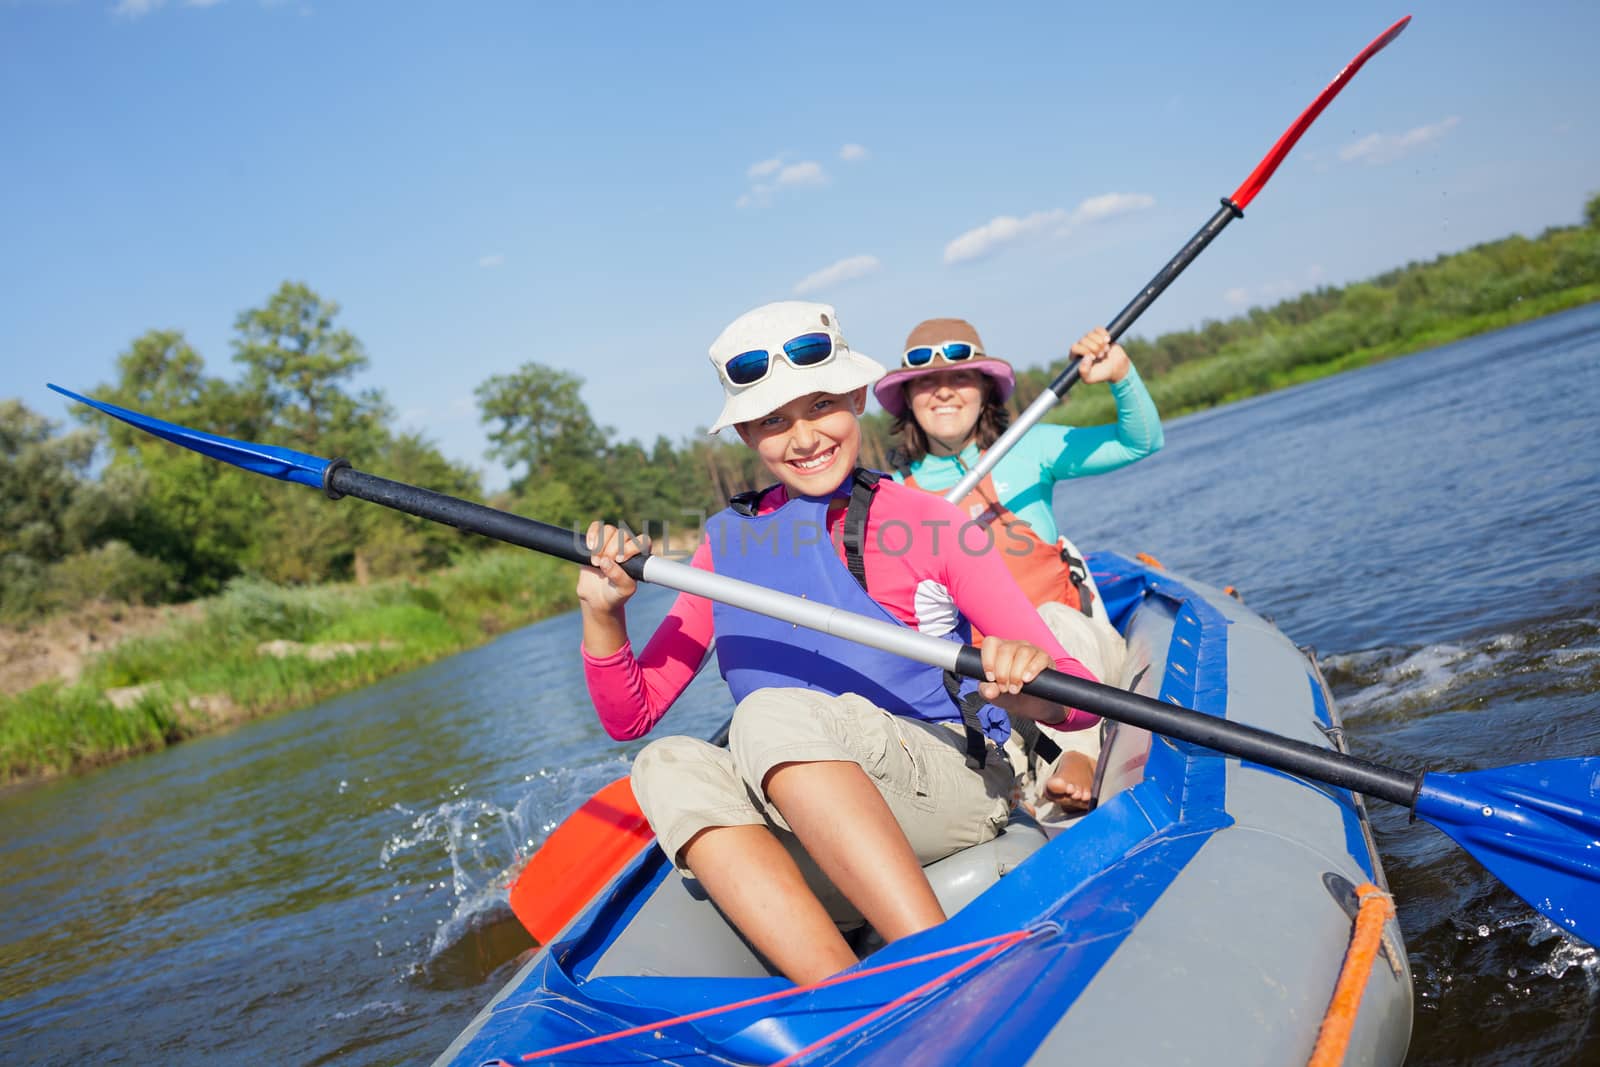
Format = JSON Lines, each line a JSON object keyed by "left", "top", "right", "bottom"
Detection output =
{"left": 509, "top": 776, "right": 654, "bottom": 944}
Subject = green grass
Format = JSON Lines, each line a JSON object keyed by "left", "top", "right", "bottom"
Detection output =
{"left": 0, "top": 548, "right": 574, "bottom": 785}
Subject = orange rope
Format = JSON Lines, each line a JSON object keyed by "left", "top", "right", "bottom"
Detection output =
{"left": 1307, "top": 883, "right": 1396, "bottom": 1067}
{"left": 1135, "top": 552, "right": 1165, "bottom": 569}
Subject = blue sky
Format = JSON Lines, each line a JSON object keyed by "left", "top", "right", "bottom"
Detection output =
{"left": 4, "top": 1, "right": 1598, "bottom": 488}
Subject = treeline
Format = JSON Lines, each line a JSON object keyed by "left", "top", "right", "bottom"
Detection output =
{"left": 4, "top": 195, "right": 1598, "bottom": 621}
{"left": 1, "top": 281, "right": 814, "bottom": 621}
{"left": 1017, "top": 191, "right": 1600, "bottom": 424}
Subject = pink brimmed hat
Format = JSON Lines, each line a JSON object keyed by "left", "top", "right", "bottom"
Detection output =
{"left": 872, "top": 317, "right": 1016, "bottom": 419}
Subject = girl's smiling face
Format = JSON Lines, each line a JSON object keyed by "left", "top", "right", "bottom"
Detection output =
{"left": 905, "top": 367, "right": 986, "bottom": 456}
{"left": 736, "top": 388, "right": 866, "bottom": 497}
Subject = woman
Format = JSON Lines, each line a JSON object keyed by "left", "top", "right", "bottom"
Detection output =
{"left": 874, "top": 317, "right": 1163, "bottom": 815}
{"left": 577, "top": 300, "right": 1098, "bottom": 985}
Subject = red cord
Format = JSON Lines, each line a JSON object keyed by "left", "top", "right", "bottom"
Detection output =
{"left": 770, "top": 929, "right": 1033, "bottom": 1065}
{"left": 512, "top": 929, "right": 1031, "bottom": 1062}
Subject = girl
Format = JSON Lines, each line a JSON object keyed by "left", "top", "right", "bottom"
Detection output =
{"left": 577, "top": 300, "right": 1097, "bottom": 985}
{"left": 874, "top": 318, "right": 1163, "bottom": 815}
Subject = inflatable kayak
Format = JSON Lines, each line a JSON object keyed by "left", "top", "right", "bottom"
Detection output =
{"left": 435, "top": 552, "right": 1413, "bottom": 1065}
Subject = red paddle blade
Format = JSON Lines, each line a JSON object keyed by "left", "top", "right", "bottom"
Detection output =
{"left": 508, "top": 775, "right": 655, "bottom": 944}
{"left": 1230, "top": 15, "right": 1412, "bottom": 210}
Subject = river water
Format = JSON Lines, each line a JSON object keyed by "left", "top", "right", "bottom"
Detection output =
{"left": 2, "top": 305, "right": 1597, "bottom": 1065}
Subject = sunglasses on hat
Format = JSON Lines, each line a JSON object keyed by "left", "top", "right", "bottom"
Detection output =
{"left": 720, "top": 331, "right": 836, "bottom": 387}
{"left": 902, "top": 342, "right": 982, "bottom": 368}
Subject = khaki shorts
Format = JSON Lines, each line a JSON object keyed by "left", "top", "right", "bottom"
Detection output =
{"left": 1037, "top": 599, "right": 1126, "bottom": 687}
{"left": 630, "top": 688, "right": 1014, "bottom": 926}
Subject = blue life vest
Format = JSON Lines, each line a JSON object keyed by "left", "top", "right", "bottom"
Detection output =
{"left": 705, "top": 469, "right": 1008, "bottom": 762}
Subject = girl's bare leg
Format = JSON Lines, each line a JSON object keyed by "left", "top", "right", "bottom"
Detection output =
{"left": 764, "top": 760, "right": 946, "bottom": 940}
{"left": 680, "top": 824, "right": 857, "bottom": 985}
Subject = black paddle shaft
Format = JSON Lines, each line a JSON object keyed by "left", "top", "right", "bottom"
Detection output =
{"left": 952, "top": 646, "right": 1422, "bottom": 808}
{"left": 327, "top": 466, "right": 1421, "bottom": 810}
{"left": 1046, "top": 198, "right": 1244, "bottom": 399}
{"left": 325, "top": 464, "right": 651, "bottom": 581}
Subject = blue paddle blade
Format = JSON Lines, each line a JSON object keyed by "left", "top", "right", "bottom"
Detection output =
{"left": 1415, "top": 758, "right": 1600, "bottom": 944}
{"left": 48, "top": 384, "right": 331, "bottom": 490}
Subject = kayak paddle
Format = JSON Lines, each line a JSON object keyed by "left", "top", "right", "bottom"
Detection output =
{"left": 945, "top": 15, "right": 1412, "bottom": 503}
{"left": 51, "top": 383, "right": 1600, "bottom": 947}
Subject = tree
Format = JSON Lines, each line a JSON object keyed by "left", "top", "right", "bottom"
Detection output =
{"left": 476, "top": 364, "right": 610, "bottom": 481}
{"left": 231, "top": 282, "right": 391, "bottom": 583}
{"left": 356, "top": 430, "right": 484, "bottom": 578}
{"left": 85, "top": 330, "right": 266, "bottom": 597}
{"left": 1586, "top": 191, "right": 1600, "bottom": 231}
{"left": 0, "top": 400, "right": 176, "bottom": 616}
{"left": 232, "top": 281, "right": 389, "bottom": 453}
{"left": 0, "top": 400, "right": 94, "bottom": 565}
{"left": 475, "top": 363, "right": 617, "bottom": 525}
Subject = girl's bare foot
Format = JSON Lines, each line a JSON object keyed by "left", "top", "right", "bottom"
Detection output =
{"left": 1043, "top": 751, "right": 1095, "bottom": 811}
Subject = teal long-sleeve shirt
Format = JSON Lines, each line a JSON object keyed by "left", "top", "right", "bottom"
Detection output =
{"left": 890, "top": 364, "right": 1163, "bottom": 543}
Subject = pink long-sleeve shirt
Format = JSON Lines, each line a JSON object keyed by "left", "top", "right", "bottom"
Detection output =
{"left": 582, "top": 479, "right": 1101, "bottom": 741}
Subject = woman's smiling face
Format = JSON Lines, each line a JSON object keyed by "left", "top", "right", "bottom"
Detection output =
{"left": 736, "top": 388, "right": 866, "bottom": 497}
{"left": 905, "top": 368, "right": 986, "bottom": 456}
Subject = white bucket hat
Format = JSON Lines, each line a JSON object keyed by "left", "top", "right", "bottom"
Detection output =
{"left": 707, "top": 301, "right": 884, "bottom": 433}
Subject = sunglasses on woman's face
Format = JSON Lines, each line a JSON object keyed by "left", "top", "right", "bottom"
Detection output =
{"left": 722, "top": 332, "right": 836, "bottom": 387}
{"left": 903, "top": 342, "right": 981, "bottom": 367}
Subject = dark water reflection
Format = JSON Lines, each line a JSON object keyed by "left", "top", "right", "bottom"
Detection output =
{"left": 2, "top": 304, "right": 1598, "bottom": 1065}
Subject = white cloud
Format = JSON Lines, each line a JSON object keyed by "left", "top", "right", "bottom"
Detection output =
{"left": 747, "top": 156, "right": 783, "bottom": 179}
{"left": 943, "top": 210, "right": 1068, "bottom": 264}
{"left": 1339, "top": 116, "right": 1461, "bottom": 165}
{"left": 114, "top": 0, "right": 224, "bottom": 15}
{"left": 776, "top": 160, "right": 826, "bottom": 186}
{"left": 793, "top": 254, "right": 882, "bottom": 296}
{"left": 1223, "top": 287, "right": 1251, "bottom": 307}
{"left": 737, "top": 156, "right": 827, "bottom": 209}
{"left": 943, "top": 191, "right": 1155, "bottom": 264}
{"left": 478, "top": 253, "right": 506, "bottom": 269}
{"left": 1070, "top": 192, "right": 1156, "bottom": 225}
{"left": 839, "top": 143, "right": 868, "bottom": 162}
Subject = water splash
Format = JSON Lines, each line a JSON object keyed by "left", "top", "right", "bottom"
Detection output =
{"left": 1321, "top": 613, "right": 1600, "bottom": 727}
{"left": 1412, "top": 908, "right": 1600, "bottom": 1016}
{"left": 1322, "top": 640, "right": 1505, "bottom": 718}
{"left": 375, "top": 755, "right": 636, "bottom": 985}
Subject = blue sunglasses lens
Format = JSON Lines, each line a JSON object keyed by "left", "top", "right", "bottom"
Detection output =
{"left": 725, "top": 350, "right": 771, "bottom": 386}
{"left": 783, "top": 332, "right": 834, "bottom": 366}
{"left": 905, "top": 346, "right": 936, "bottom": 367}
{"left": 943, "top": 343, "right": 975, "bottom": 361}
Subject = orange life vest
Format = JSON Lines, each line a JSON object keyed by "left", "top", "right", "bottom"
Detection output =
{"left": 902, "top": 467, "right": 1090, "bottom": 616}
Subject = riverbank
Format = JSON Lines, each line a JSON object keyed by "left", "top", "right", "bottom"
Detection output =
{"left": 0, "top": 548, "right": 572, "bottom": 788}
{"left": 1048, "top": 281, "right": 1600, "bottom": 428}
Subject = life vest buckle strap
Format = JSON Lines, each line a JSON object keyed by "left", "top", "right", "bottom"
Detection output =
{"left": 941, "top": 669, "right": 991, "bottom": 770}
{"left": 841, "top": 467, "right": 880, "bottom": 591}
{"left": 1061, "top": 544, "right": 1097, "bottom": 617}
